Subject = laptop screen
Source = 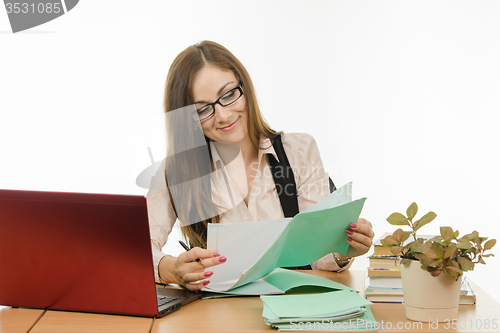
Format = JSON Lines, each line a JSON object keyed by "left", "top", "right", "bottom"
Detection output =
{"left": 0, "top": 189, "right": 160, "bottom": 317}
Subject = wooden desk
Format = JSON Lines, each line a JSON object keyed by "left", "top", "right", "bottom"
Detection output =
{"left": 28, "top": 310, "right": 153, "bottom": 333}
{"left": 152, "top": 270, "right": 500, "bottom": 333}
{"left": 1, "top": 271, "right": 499, "bottom": 332}
{"left": 0, "top": 306, "right": 44, "bottom": 333}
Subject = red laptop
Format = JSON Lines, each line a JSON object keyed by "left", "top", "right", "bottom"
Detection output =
{"left": 0, "top": 189, "right": 200, "bottom": 317}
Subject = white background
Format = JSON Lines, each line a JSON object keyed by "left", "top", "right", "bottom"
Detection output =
{"left": 1, "top": 1, "right": 499, "bottom": 303}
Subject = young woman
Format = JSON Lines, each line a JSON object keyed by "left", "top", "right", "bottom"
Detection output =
{"left": 147, "top": 40, "right": 374, "bottom": 291}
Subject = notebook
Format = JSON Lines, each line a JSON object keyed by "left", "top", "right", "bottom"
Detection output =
{"left": 0, "top": 189, "right": 200, "bottom": 317}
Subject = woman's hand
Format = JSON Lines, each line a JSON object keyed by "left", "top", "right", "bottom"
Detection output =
{"left": 160, "top": 247, "right": 227, "bottom": 291}
{"left": 346, "top": 218, "right": 374, "bottom": 258}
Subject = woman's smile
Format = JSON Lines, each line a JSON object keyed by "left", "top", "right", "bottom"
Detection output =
{"left": 218, "top": 118, "right": 239, "bottom": 132}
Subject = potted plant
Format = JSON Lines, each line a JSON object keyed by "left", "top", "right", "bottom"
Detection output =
{"left": 381, "top": 202, "right": 496, "bottom": 322}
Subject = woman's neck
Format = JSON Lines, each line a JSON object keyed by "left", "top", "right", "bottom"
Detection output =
{"left": 237, "top": 135, "right": 259, "bottom": 167}
{"left": 213, "top": 135, "right": 259, "bottom": 167}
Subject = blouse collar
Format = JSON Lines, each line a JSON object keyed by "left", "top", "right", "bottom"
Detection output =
{"left": 209, "top": 136, "right": 280, "bottom": 169}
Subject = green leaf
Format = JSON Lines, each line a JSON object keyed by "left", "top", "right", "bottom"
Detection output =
{"left": 443, "top": 245, "right": 457, "bottom": 259}
{"left": 393, "top": 228, "right": 411, "bottom": 244}
{"left": 429, "top": 235, "right": 443, "bottom": 242}
{"left": 411, "top": 243, "right": 429, "bottom": 253}
{"left": 381, "top": 235, "right": 398, "bottom": 247}
{"left": 459, "top": 235, "right": 470, "bottom": 243}
{"left": 456, "top": 241, "right": 472, "bottom": 250}
{"left": 466, "top": 231, "right": 479, "bottom": 240}
{"left": 457, "top": 256, "right": 474, "bottom": 271}
{"left": 405, "top": 240, "right": 420, "bottom": 250}
{"left": 423, "top": 249, "right": 439, "bottom": 259}
{"left": 402, "top": 231, "right": 412, "bottom": 243}
{"left": 406, "top": 202, "right": 418, "bottom": 222}
{"left": 450, "top": 260, "right": 461, "bottom": 270}
{"left": 444, "top": 266, "right": 462, "bottom": 279}
{"left": 440, "top": 226, "right": 454, "bottom": 241}
{"left": 390, "top": 246, "right": 403, "bottom": 256}
{"left": 431, "top": 242, "right": 445, "bottom": 258}
{"left": 448, "top": 248, "right": 458, "bottom": 260}
{"left": 453, "top": 230, "right": 460, "bottom": 239}
{"left": 387, "top": 212, "right": 409, "bottom": 226}
{"left": 484, "top": 239, "right": 496, "bottom": 251}
{"left": 413, "top": 211, "right": 437, "bottom": 231}
{"left": 415, "top": 253, "right": 436, "bottom": 267}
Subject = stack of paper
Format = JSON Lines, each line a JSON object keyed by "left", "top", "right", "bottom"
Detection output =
{"left": 261, "top": 290, "right": 378, "bottom": 331}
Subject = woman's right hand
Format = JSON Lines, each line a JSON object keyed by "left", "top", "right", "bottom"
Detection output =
{"left": 160, "top": 247, "right": 227, "bottom": 291}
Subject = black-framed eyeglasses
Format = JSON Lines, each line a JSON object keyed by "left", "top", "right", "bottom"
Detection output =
{"left": 196, "top": 85, "right": 244, "bottom": 122}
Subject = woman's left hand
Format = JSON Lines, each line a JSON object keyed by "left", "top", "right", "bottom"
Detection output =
{"left": 346, "top": 218, "right": 374, "bottom": 258}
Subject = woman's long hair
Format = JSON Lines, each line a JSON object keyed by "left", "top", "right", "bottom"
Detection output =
{"left": 164, "top": 40, "right": 278, "bottom": 248}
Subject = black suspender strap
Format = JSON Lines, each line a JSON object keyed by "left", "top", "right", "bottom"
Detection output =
{"left": 329, "top": 177, "right": 336, "bottom": 193}
{"left": 268, "top": 134, "right": 336, "bottom": 217}
{"left": 268, "top": 135, "right": 300, "bottom": 218}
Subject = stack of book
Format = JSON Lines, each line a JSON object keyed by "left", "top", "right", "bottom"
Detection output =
{"left": 366, "top": 233, "right": 403, "bottom": 295}
{"left": 366, "top": 254, "right": 403, "bottom": 299}
{"left": 365, "top": 278, "right": 476, "bottom": 304}
{"left": 368, "top": 254, "right": 403, "bottom": 288}
{"left": 365, "top": 233, "right": 476, "bottom": 304}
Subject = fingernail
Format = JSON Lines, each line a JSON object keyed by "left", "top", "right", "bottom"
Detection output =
{"left": 204, "top": 271, "right": 213, "bottom": 277}
{"left": 347, "top": 237, "right": 353, "bottom": 242}
{"left": 346, "top": 230, "right": 353, "bottom": 235}
{"left": 213, "top": 253, "right": 221, "bottom": 257}
{"left": 219, "top": 256, "right": 227, "bottom": 262}
{"left": 203, "top": 280, "right": 210, "bottom": 286}
{"left": 350, "top": 223, "right": 357, "bottom": 228}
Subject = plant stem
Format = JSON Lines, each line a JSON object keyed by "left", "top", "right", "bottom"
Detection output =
{"left": 408, "top": 220, "right": 417, "bottom": 241}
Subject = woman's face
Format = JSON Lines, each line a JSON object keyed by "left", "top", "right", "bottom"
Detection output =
{"left": 192, "top": 65, "right": 249, "bottom": 146}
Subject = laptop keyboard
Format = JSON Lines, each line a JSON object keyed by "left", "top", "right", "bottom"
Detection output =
{"left": 157, "top": 295, "right": 179, "bottom": 307}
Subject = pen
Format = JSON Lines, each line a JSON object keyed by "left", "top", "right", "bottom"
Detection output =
{"left": 178, "top": 240, "right": 204, "bottom": 266}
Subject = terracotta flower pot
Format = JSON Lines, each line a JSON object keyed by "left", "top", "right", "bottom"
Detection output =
{"left": 400, "top": 260, "right": 462, "bottom": 322}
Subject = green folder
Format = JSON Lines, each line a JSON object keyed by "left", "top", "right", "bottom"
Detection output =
{"left": 231, "top": 197, "right": 366, "bottom": 289}
{"left": 206, "top": 183, "right": 366, "bottom": 292}
{"left": 202, "top": 268, "right": 353, "bottom": 298}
